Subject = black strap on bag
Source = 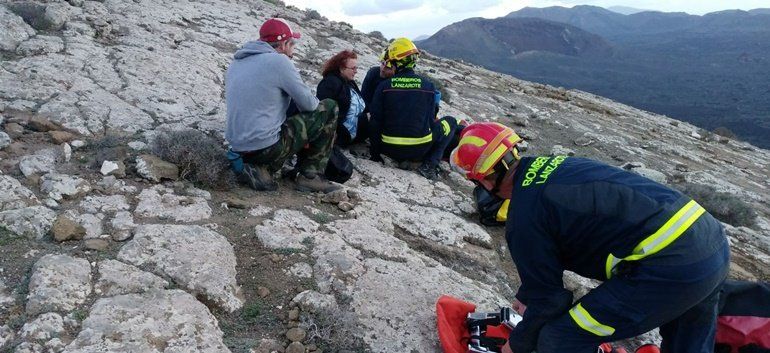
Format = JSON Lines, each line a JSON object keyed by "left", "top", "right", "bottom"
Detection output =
{"left": 324, "top": 146, "right": 354, "bottom": 183}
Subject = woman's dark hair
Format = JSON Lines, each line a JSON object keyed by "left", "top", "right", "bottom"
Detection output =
{"left": 321, "top": 50, "right": 358, "bottom": 77}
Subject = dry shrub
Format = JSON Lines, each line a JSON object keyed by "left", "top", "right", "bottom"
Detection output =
{"left": 368, "top": 31, "right": 387, "bottom": 42}
{"left": 305, "top": 9, "right": 324, "bottom": 21}
{"left": 151, "top": 129, "right": 235, "bottom": 190}
{"left": 675, "top": 182, "right": 757, "bottom": 227}
{"left": 713, "top": 126, "right": 736, "bottom": 139}
{"left": 300, "top": 307, "right": 370, "bottom": 353}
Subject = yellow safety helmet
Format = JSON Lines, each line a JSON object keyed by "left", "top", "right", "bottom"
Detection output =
{"left": 378, "top": 47, "right": 389, "bottom": 62}
{"left": 387, "top": 37, "right": 419, "bottom": 61}
{"left": 378, "top": 47, "right": 393, "bottom": 68}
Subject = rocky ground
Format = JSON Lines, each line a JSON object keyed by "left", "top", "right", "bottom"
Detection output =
{"left": 0, "top": 1, "right": 768, "bottom": 353}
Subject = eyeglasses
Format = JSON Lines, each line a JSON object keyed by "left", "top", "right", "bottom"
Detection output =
{"left": 343, "top": 66, "right": 358, "bottom": 71}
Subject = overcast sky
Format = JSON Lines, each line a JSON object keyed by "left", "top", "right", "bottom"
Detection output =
{"left": 282, "top": 0, "right": 770, "bottom": 39}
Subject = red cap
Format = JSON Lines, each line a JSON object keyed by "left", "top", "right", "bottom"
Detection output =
{"left": 259, "top": 18, "right": 301, "bottom": 42}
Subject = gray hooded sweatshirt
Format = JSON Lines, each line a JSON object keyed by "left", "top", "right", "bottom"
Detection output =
{"left": 225, "top": 41, "right": 319, "bottom": 152}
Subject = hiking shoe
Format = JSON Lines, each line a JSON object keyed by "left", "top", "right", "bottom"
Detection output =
{"left": 417, "top": 163, "right": 439, "bottom": 180}
{"left": 238, "top": 164, "right": 277, "bottom": 191}
{"left": 295, "top": 173, "right": 342, "bottom": 193}
{"left": 397, "top": 161, "right": 412, "bottom": 170}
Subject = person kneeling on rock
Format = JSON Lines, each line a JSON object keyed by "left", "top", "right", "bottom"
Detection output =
{"left": 451, "top": 122, "right": 729, "bottom": 353}
{"left": 225, "top": 18, "right": 341, "bottom": 193}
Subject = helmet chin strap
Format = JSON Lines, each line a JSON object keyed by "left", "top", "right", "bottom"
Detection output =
{"left": 489, "top": 149, "right": 519, "bottom": 195}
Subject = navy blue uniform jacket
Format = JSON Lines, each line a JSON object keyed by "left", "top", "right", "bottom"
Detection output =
{"left": 360, "top": 66, "right": 383, "bottom": 107}
{"left": 505, "top": 156, "right": 697, "bottom": 352}
{"left": 369, "top": 69, "right": 436, "bottom": 143}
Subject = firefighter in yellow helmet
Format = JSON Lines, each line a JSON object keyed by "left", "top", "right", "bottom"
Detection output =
{"left": 369, "top": 38, "right": 458, "bottom": 179}
{"left": 451, "top": 122, "right": 729, "bottom": 353}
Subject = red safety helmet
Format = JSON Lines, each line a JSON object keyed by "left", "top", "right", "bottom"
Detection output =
{"left": 450, "top": 122, "right": 522, "bottom": 182}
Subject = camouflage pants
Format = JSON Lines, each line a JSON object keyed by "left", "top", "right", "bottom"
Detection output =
{"left": 242, "top": 99, "right": 339, "bottom": 176}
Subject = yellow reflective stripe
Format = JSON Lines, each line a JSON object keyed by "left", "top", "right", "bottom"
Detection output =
{"left": 506, "top": 133, "right": 522, "bottom": 145}
{"left": 473, "top": 129, "right": 512, "bottom": 175}
{"left": 496, "top": 199, "right": 510, "bottom": 222}
{"left": 476, "top": 131, "right": 523, "bottom": 175}
{"left": 459, "top": 136, "right": 486, "bottom": 147}
{"left": 381, "top": 133, "right": 432, "bottom": 145}
{"left": 441, "top": 120, "right": 451, "bottom": 136}
{"left": 630, "top": 200, "right": 704, "bottom": 258}
{"left": 605, "top": 254, "right": 621, "bottom": 279}
{"left": 569, "top": 303, "right": 616, "bottom": 337}
{"left": 605, "top": 200, "right": 705, "bottom": 279}
{"left": 478, "top": 144, "right": 509, "bottom": 174}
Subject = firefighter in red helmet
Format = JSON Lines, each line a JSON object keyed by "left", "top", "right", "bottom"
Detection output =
{"left": 451, "top": 122, "right": 729, "bottom": 353}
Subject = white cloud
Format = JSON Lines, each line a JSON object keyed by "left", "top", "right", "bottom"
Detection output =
{"left": 341, "top": 0, "right": 424, "bottom": 16}
{"left": 281, "top": 0, "right": 520, "bottom": 38}
{"left": 431, "top": 0, "right": 507, "bottom": 13}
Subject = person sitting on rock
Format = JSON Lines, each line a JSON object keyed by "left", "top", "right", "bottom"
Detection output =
{"left": 369, "top": 38, "right": 458, "bottom": 180}
{"left": 225, "top": 18, "right": 341, "bottom": 193}
{"left": 316, "top": 50, "right": 369, "bottom": 147}
{"left": 360, "top": 48, "right": 396, "bottom": 107}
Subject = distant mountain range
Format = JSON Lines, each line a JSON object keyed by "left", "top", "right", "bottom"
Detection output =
{"left": 419, "top": 6, "right": 770, "bottom": 148}
{"left": 419, "top": 17, "right": 613, "bottom": 67}
{"left": 607, "top": 6, "right": 648, "bottom": 15}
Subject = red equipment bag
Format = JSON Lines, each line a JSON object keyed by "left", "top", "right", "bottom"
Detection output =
{"left": 715, "top": 280, "right": 770, "bottom": 353}
{"left": 436, "top": 295, "right": 512, "bottom": 353}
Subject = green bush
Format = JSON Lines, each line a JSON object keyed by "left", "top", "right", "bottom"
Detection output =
{"left": 675, "top": 183, "right": 757, "bottom": 227}
{"left": 151, "top": 129, "right": 235, "bottom": 190}
{"left": 241, "top": 301, "right": 262, "bottom": 322}
{"left": 310, "top": 211, "right": 332, "bottom": 224}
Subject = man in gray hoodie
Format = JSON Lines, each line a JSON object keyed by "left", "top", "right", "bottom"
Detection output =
{"left": 226, "top": 18, "right": 341, "bottom": 193}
